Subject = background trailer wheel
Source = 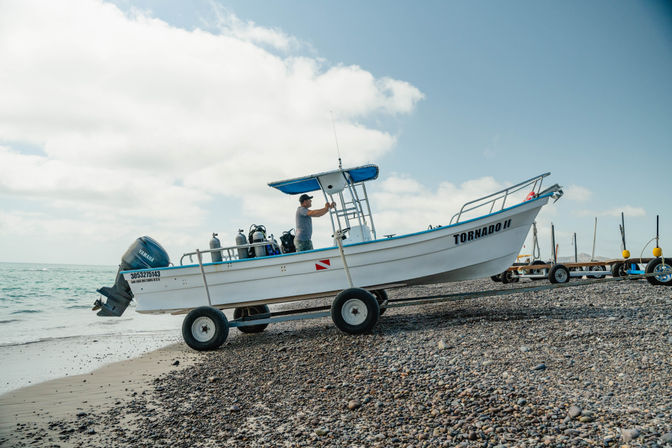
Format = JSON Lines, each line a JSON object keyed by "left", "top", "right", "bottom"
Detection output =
{"left": 233, "top": 304, "right": 271, "bottom": 333}
{"left": 490, "top": 274, "right": 502, "bottom": 282}
{"left": 587, "top": 265, "right": 606, "bottom": 279}
{"left": 549, "top": 264, "right": 570, "bottom": 284}
{"left": 182, "top": 306, "right": 229, "bottom": 351}
{"left": 371, "top": 289, "right": 389, "bottom": 315}
{"left": 530, "top": 260, "right": 548, "bottom": 280}
{"left": 331, "top": 288, "right": 380, "bottom": 334}
{"left": 610, "top": 262, "right": 623, "bottom": 277}
{"left": 645, "top": 258, "right": 672, "bottom": 286}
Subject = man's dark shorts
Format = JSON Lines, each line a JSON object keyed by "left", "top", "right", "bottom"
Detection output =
{"left": 294, "top": 238, "right": 313, "bottom": 252}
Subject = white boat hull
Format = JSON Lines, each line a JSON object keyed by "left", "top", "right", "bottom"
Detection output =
{"left": 125, "top": 196, "right": 549, "bottom": 314}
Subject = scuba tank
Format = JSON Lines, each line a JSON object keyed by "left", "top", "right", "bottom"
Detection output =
{"left": 252, "top": 228, "right": 266, "bottom": 258}
{"left": 248, "top": 224, "right": 268, "bottom": 258}
{"left": 209, "top": 233, "right": 223, "bottom": 262}
{"left": 235, "top": 229, "right": 249, "bottom": 260}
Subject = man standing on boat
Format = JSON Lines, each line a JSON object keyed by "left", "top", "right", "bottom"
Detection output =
{"left": 295, "top": 194, "right": 335, "bottom": 251}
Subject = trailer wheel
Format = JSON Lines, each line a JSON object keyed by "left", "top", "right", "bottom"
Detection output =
{"left": 549, "top": 264, "right": 569, "bottom": 283}
{"left": 587, "top": 265, "right": 606, "bottom": 279}
{"left": 371, "top": 290, "right": 388, "bottom": 315}
{"left": 501, "top": 270, "right": 518, "bottom": 284}
{"left": 611, "top": 262, "right": 623, "bottom": 277}
{"left": 182, "top": 306, "right": 229, "bottom": 351}
{"left": 490, "top": 274, "right": 502, "bottom": 282}
{"left": 530, "top": 260, "right": 548, "bottom": 280}
{"left": 331, "top": 288, "right": 380, "bottom": 334}
{"left": 645, "top": 258, "right": 672, "bottom": 286}
{"left": 233, "top": 305, "right": 270, "bottom": 333}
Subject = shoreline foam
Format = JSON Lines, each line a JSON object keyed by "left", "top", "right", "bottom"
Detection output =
{"left": 0, "top": 331, "right": 182, "bottom": 395}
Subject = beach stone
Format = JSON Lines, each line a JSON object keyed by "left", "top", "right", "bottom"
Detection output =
{"left": 532, "top": 363, "right": 546, "bottom": 371}
{"left": 207, "top": 376, "right": 219, "bottom": 383}
{"left": 7, "top": 277, "right": 672, "bottom": 448}
{"left": 622, "top": 428, "right": 640, "bottom": 442}
{"left": 438, "top": 340, "right": 446, "bottom": 350}
{"left": 661, "top": 432, "right": 672, "bottom": 444}
{"left": 171, "top": 360, "right": 179, "bottom": 366}
{"left": 568, "top": 405, "right": 582, "bottom": 419}
{"left": 348, "top": 400, "right": 361, "bottom": 410}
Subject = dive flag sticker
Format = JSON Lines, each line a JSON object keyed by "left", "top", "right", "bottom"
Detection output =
{"left": 315, "top": 259, "right": 331, "bottom": 271}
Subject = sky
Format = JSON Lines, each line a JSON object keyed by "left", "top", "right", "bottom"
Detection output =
{"left": 0, "top": 0, "right": 671, "bottom": 265}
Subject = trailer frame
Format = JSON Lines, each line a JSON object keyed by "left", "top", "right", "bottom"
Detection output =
{"left": 228, "top": 270, "right": 670, "bottom": 329}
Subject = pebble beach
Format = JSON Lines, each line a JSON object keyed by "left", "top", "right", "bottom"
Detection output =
{"left": 2, "top": 277, "right": 671, "bottom": 447}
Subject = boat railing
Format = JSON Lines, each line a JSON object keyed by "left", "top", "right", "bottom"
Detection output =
{"left": 180, "top": 241, "right": 282, "bottom": 266}
{"left": 449, "top": 172, "right": 551, "bottom": 225}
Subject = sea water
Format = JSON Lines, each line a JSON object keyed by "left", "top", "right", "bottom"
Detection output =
{"left": 0, "top": 262, "right": 184, "bottom": 393}
{"left": 0, "top": 262, "right": 183, "bottom": 346}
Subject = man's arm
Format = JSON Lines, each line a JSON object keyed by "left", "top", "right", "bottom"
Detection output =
{"left": 307, "top": 202, "right": 335, "bottom": 217}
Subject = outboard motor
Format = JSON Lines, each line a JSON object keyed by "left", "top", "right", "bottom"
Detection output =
{"left": 93, "top": 236, "right": 170, "bottom": 317}
{"left": 209, "top": 233, "right": 223, "bottom": 262}
{"left": 235, "top": 229, "right": 249, "bottom": 260}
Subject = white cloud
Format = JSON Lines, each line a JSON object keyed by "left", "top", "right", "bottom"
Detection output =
{"left": 370, "top": 175, "right": 510, "bottom": 236}
{"left": 0, "top": 0, "right": 423, "bottom": 261}
{"left": 575, "top": 206, "right": 646, "bottom": 218}
{"left": 208, "top": 4, "right": 301, "bottom": 52}
{"left": 563, "top": 184, "right": 593, "bottom": 202}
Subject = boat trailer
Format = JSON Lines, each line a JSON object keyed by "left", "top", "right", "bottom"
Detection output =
{"left": 226, "top": 269, "right": 671, "bottom": 332}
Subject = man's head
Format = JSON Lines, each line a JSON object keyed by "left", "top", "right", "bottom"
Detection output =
{"left": 299, "top": 194, "right": 313, "bottom": 207}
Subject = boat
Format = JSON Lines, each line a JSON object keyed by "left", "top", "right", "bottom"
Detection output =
{"left": 93, "top": 166, "right": 563, "bottom": 350}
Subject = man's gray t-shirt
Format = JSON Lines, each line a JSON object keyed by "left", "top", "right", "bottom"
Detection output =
{"left": 295, "top": 206, "right": 312, "bottom": 241}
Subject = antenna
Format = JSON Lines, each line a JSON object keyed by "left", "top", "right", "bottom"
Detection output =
{"left": 330, "top": 110, "right": 343, "bottom": 169}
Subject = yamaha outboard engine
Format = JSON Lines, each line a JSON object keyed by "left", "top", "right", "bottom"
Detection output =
{"left": 93, "top": 236, "right": 170, "bottom": 317}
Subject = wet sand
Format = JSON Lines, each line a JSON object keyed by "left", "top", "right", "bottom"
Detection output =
{"left": 0, "top": 343, "right": 198, "bottom": 447}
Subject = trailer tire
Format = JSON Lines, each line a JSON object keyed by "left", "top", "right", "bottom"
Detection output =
{"left": 585, "top": 265, "right": 606, "bottom": 279}
{"left": 331, "top": 288, "right": 380, "bottom": 334}
{"left": 611, "top": 262, "right": 623, "bottom": 277}
{"left": 233, "top": 305, "right": 270, "bottom": 333}
{"left": 645, "top": 258, "right": 672, "bottom": 286}
{"left": 371, "top": 290, "right": 388, "bottom": 315}
{"left": 490, "top": 274, "right": 502, "bottom": 282}
{"left": 501, "top": 270, "right": 518, "bottom": 284}
{"left": 182, "top": 306, "right": 229, "bottom": 351}
{"left": 549, "top": 264, "right": 569, "bottom": 284}
{"left": 530, "top": 260, "right": 548, "bottom": 280}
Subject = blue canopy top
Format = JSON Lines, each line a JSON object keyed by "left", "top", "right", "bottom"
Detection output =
{"left": 268, "top": 164, "right": 379, "bottom": 195}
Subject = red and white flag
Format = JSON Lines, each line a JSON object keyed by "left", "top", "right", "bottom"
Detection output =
{"left": 315, "top": 259, "right": 331, "bottom": 270}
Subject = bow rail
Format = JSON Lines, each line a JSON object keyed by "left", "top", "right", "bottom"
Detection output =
{"left": 450, "top": 173, "right": 557, "bottom": 225}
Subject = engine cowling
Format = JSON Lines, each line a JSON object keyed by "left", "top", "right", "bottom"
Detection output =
{"left": 94, "top": 236, "right": 170, "bottom": 317}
